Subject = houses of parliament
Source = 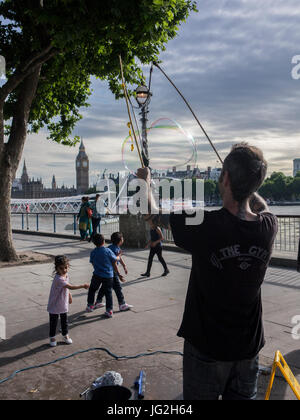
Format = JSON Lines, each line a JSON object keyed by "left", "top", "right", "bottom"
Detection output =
{"left": 11, "top": 140, "right": 90, "bottom": 199}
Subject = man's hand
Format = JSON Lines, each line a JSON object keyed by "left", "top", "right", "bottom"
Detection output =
{"left": 137, "top": 167, "right": 151, "bottom": 184}
{"left": 249, "top": 193, "right": 269, "bottom": 214}
{"left": 137, "top": 167, "right": 171, "bottom": 231}
{"left": 83, "top": 284, "right": 90, "bottom": 290}
{"left": 119, "top": 275, "right": 126, "bottom": 283}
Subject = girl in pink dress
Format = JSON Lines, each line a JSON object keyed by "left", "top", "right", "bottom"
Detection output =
{"left": 47, "top": 256, "right": 89, "bottom": 347}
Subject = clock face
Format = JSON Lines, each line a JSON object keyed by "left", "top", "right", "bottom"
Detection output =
{"left": 77, "top": 161, "right": 80, "bottom": 168}
{"left": 83, "top": 161, "right": 88, "bottom": 168}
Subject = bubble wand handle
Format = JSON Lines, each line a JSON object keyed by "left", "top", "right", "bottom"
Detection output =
{"left": 119, "top": 55, "right": 145, "bottom": 169}
{"left": 153, "top": 62, "right": 223, "bottom": 165}
{"left": 134, "top": 370, "right": 146, "bottom": 399}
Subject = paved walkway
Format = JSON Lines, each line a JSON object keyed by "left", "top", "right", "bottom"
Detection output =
{"left": 0, "top": 234, "right": 300, "bottom": 400}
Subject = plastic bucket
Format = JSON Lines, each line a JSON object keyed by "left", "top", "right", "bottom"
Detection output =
{"left": 88, "top": 385, "right": 132, "bottom": 401}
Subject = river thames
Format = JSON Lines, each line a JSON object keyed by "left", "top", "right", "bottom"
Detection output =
{"left": 11, "top": 205, "right": 300, "bottom": 253}
{"left": 205, "top": 205, "right": 300, "bottom": 216}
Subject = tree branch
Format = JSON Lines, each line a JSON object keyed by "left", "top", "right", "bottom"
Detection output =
{"left": 6, "top": 65, "right": 42, "bottom": 175}
{"left": 0, "top": 106, "right": 4, "bottom": 153}
{"left": 21, "top": 44, "right": 53, "bottom": 73}
{"left": 0, "top": 46, "right": 57, "bottom": 103}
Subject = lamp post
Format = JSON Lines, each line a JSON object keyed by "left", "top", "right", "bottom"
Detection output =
{"left": 135, "top": 85, "right": 152, "bottom": 168}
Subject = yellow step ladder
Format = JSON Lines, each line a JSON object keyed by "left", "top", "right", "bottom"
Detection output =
{"left": 265, "top": 351, "right": 300, "bottom": 400}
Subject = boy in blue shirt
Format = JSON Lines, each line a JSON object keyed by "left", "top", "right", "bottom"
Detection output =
{"left": 87, "top": 234, "right": 123, "bottom": 318}
{"left": 95, "top": 232, "right": 133, "bottom": 313}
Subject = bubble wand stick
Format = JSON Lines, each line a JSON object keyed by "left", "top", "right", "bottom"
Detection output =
{"left": 119, "top": 55, "right": 145, "bottom": 169}
{"left": 153, "top": 61, "right": 223, "bottom": 165}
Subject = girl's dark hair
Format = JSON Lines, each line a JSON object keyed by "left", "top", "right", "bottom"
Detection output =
{"left": 53, "top": 255, "right": 70, "bottom": 275}
{"left": 111, "top": 232, "right": 123, "bottom": 245}
{"left": 149, "top": 216, "right": 159, "bottom": 228}
{"left": 93, "top": 234, "right": 105, "bottom": 247}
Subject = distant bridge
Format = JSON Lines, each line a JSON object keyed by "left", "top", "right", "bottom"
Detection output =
{"left": 10, "top": 191, "right": 117, "bottom": 214}
{"left": 11, "top": 195, "right": 85, "bottom": 214}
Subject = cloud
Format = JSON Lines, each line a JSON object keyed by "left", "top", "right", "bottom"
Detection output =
{"left": 19, "top": 0, "right": 300, "bottom": 187}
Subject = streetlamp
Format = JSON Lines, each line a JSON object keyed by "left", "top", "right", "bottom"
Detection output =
{"left": 135, "top": 85, "right": 152, "bottom": 168}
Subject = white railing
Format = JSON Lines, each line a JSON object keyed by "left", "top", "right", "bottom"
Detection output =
{"left": 11, "top": 196, "right": 84, "bottom": 214}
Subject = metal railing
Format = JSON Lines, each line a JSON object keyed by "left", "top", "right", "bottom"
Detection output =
{"left": 11, "top": 213, "right": 300, "bottom": 254}
{"left": 163, "top": 215, "right": 300, "bottom": 254}
{"left": 11, "top": 213, "right": 119, "bottom": 240}
{"left": 274, "top": 215, "right": 300, "bottom": 253}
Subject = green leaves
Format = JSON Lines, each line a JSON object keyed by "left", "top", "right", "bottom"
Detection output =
{"left": 1, "top": 0, "right": 197, "bottom": 146}
{"left": 259, "top": 172, "right": 300, "bottom": 201}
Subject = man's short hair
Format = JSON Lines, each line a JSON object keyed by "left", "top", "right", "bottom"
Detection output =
{"left": 93, "top": 234, "right": 105, "bottom": 247}
{"left": 221, "top": 142, "right": 267, "bottom": 202}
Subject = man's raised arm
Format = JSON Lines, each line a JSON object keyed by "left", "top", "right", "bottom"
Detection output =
{"left": 137, "top": 167, "right": 171, "bottom": 229}
{"left": 249, "top": 193, "right": 269, "bottom": 214}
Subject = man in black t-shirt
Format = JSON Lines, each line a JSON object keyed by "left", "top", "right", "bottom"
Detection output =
{"left": 137, "top": 143, "right": 278, "bottom": 400}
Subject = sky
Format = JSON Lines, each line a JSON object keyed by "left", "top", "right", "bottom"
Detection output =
{"left": 11, "top": 0, "right": 300, "bottom": 187}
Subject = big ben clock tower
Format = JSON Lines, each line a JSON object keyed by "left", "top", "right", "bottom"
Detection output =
{"left": 76, "top": 138, "right": 89, "bottom": 194}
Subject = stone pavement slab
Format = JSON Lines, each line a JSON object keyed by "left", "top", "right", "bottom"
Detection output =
{"left": 0, "top": 234, "right": 300, "bottom": 400}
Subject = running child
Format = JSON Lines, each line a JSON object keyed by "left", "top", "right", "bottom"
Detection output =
{"left": 141, "top": 219, "right": 169, "bottom": 277}
{"left": 95, "top": 232, "right": 133, "bottom": 312}
{"left": 86, "top": 234, "right": 124, "bottom": 318}
{"left": 47, "top": 255, "right": 89, "bottom": 347}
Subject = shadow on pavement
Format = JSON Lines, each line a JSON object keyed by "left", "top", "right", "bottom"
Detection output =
{"left": 122, "top": 275, "right": 165, "bottom": 287}
{"left": 0, "top": 310, "right": 113, "bottom": 369}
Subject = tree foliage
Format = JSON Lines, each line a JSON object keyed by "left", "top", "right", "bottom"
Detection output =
{"left": 0, "top": 0, "right": 197, "bottom": 146}
{"left": 259, "top": 171, "right": 300, "bottom": 201}
{"left": 204, "top": 179, "right": 216, "bottom": 201}
{"left": 204, "top": 172, "right": 300, "bottom": 203}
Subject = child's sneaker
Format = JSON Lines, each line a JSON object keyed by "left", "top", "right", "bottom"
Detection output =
{"left": 119, "top": 303, "right": 133, "bottom": 312}
{"left": 104, "top": 310, "right": 113, "bottom": 318}
{"left": 63, "top": 335, "right": 73, "bottom": 345}
{"left": 49, "top": 338, "right": 57, "bottom": 347}
{"left": 94, "top": 302, "right": 105, "bottom": 310}
{"left": 86, "top": 305, "right": 94, "bottom": 313}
